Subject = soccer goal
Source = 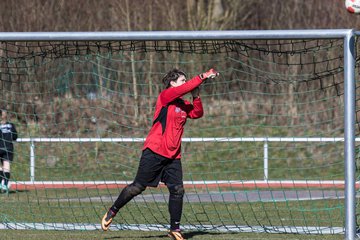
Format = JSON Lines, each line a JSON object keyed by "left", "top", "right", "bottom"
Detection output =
{"left": 0, "top": 30, "right": 358, "bottom": 239}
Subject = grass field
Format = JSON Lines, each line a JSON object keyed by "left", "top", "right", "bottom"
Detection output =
{"left": 0, "top": 186, "right": 345, "bottom": 240}
{"left": 2, "top": 123, "right": 348, "bottom": 239}
{"left": 0, "top": 187, "right": 345, "bottom": 225}
{"left": 0, "top": 229, "right": 344, "bottom": 240}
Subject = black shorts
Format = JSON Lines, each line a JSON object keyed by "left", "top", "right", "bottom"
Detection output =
{"left": 0, "top": 149, "right": 13, "bottom": 162}
{"left": 134, "top": 148, "right": 183, "bottom": 188}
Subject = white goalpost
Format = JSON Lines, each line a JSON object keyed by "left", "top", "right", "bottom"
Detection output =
{"left": 0, "top": 30, "right": 357, "bottom": 239}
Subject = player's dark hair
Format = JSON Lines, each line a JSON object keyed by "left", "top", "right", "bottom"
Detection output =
{"left": 162, "top": 69, "right": 187, "bottom": 89}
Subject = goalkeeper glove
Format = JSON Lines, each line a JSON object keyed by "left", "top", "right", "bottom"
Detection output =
{"left": 200, "top": 68, "right": 219, "bottom": 80}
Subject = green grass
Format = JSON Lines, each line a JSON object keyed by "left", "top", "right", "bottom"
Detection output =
{"left": 0, "top": 188, "right": 345, "bottom": 234}
{"left": 12, "top": 140, "right": 345, "bottom": 182}
{"left": 0, "top": 229, "right": 344, "bottom": 240}
{"left": 4, "top": 113, "right": 347, "bottom": 239}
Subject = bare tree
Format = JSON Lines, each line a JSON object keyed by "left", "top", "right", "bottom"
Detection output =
{"left": 185, "top": 0, "right": 248, "bottom": 30}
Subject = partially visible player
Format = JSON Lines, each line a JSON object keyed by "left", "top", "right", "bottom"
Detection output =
{"left": 101, "top": 68, "right": 219, "bottom": 240}
{"left": 0, "top": 109, "right": 18, "bottom": 194}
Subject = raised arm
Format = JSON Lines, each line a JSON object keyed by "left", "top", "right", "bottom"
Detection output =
{"left": 159, "top": 69, "right": 219, "bottom": 106}
{"left": 159, "top": 76, "right": 203, "bottom": 105}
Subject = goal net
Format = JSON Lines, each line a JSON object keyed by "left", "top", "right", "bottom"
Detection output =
{"left": 0, "top": 31, "right": 357, "bottom": 235}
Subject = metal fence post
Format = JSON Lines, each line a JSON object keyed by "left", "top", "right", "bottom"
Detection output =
{"left": 30, "top": 140, "right": 35, "bottom": 182}
{"left": 264, "top": 139, "right": 269, "bottom": 181}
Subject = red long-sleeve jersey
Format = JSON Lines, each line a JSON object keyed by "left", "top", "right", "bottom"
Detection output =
{"left": 143, "top": 75, "right": 204, "bottom": 159}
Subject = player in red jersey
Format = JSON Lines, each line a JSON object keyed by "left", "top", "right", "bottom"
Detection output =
{"left": 102, "top": 68, "right": 219, "bottom": 239}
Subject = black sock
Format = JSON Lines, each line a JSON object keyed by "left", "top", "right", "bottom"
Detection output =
{"left": 4, "top": 172, "right": 10, "bottom": 186}
{"left": 169, "top": 194, "right": 183, "bottom": 230}
{"left": 0, "top": 171, "right": 3, "bottom": 184}
{"left": 111, "top": 183, "right": 145, "bottom": 214}
{"left": 111, "top": 187, "right": 134, "bottom": 213}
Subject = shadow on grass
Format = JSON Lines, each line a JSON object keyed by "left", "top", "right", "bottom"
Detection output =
{"left": 184, "top": 231, "right": 238, "bottom": 239}
{"left": 104, "top": 233, "right": 168, "bottom": 239}
{"left": 0, "top": 189, "right": 29, "bottom": 196}
{"left": 104, "top": 231, "right": 235, "bottom": 239}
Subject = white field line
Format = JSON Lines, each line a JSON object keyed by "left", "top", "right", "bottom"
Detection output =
{"left": 0, "top": 222, "right": 344, "bottom": 234}
{"left": 12, "top": 179, "right": 349, "bottom": 185}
